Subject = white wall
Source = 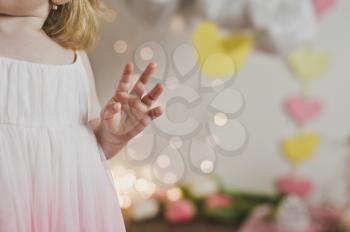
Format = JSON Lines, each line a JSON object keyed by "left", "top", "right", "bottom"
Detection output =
{"left": 89, "top": 0, "right": 350, "bottom": 202}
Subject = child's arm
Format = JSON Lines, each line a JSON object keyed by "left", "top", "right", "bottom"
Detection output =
{"left": 95, "top": 63, "right": 164, "bottom": 160}
{"left": 80, "top": 51, "right": 164, "bottom": 160}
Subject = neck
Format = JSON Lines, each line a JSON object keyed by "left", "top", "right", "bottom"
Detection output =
{"left": 0, "top": 8, "right": 48, "bottom": 36}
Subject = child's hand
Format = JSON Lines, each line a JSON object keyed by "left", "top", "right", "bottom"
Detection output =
{"left": 96, "top": 63, "right": 164, "bottom": 159}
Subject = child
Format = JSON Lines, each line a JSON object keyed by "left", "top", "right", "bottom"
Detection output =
{"left": 0, "top": 0, "right": 164, "bottom": 231}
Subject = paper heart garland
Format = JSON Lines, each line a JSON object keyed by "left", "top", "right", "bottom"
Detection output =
{"left": 288, "top": 48, "right": 329, "bottom": 81}
{"left": 285, "top": 96, "right": 323, "bottom": 125}
{"left": 193, "top": 22, "right": 253, "bottom": 78}
{"left": 282, "top": 133, "right": 321, "bottom": 166}
{"left": 312, "top": 0, "right": 337, "bottom": 17}
{"left": 276, "top": 176, "right": 314, "bottom": 198}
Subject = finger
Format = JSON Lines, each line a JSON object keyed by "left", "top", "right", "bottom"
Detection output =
{"left": 101, "top": 102, "right": 121, "bottom": 120}
{"left": 147, "top": 106, "right": 163, "bottom": 120}
{"left": 115, "top": 63, "right": 133, "bottom": 96}
{"left": 130, "top": 63, "right": 157, "bottom": 97}
{"left": 142, "top": 83, "right": 164, "bottom": 107}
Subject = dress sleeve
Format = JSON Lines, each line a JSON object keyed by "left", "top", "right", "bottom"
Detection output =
{"left": 78, "top": 50, "right": 102, "bottom": 121}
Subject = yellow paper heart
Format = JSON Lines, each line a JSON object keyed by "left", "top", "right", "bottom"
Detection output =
{"left": 282, "top": 132, "right": 321, "bottom": 166}
{"left": 193, "top": 21, "right": 253, "bottom": 78}
{"left": 288, "top": 48, "right": 329, "bottom": 81}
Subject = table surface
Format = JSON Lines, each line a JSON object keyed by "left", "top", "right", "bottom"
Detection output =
{"left": 126, "top": 221, "right": 235, "bottom": 232}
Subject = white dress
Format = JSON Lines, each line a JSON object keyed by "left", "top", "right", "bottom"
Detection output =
{"left": 0, "top": 52, "right": 125, "bottom": 232}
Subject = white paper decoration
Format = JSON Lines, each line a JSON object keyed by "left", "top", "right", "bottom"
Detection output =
{"left": 197, "top": 0, "right": 249, "bottom": 30}
{"left": 276, "top": 196, "right": 312, "bottom": 230}
{"left": 248, "top": 0, "right": 317, "bottom": 54}
{"left": 124, "top": 0, "right": 179, "bottom": 26}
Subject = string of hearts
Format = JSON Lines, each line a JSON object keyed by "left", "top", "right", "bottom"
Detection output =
{"left": 281, "top": 48, "right": 329, "bottom": 169}
{"left": 192, "top": 22, "right": 330, "bottom": 169}
{"left": 188, "top": 1, "right": 332, "bottom": 186}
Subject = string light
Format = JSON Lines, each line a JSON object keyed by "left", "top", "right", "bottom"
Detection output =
{"left": 135, "top": 178, "right": 149, "bottom": 193}
{"left": 214, "top": 112, "right": 228, "bottom": 126}
{"left": 111, "top": 166, "right": 160, "bottom": 209}
{"left": 119, "top": 195, "right": 132, "bottom": 209}
{"left": 166, "top": 187, "right": 183, "bottom": 201}
{"left": 140, "top": 182, "right": 157, "bottom": 199}
{"left": 200, "top": 160, "right": 214, "bottom": 174}
{"left": 120, "top": 172, "right": 137, "bottom": 190}
{"left": 113, "top": 40, "right": 128, "bottom": 54}
{"left": 156, "top": 155, "right": 171, "bottom": 169}
{"left": 140, "top": 47, "right": 154, "bottom": 61}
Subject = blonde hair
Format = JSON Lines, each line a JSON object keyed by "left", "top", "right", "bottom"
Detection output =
{"left": 43, "top": 0, "right": 107, "bottom": 50}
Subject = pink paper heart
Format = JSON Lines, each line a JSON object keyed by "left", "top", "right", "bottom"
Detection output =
{"left": 276, "top": 176, "right": 314, "bottom": 198}
{"left": 285, "top": 96, "right": 323, "bottom": 125}
{"left": 311, "top": 0, "right": 337, "bottom": 17}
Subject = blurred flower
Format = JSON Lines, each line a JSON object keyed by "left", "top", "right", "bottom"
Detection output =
{"left": 205, "top": 194, "right": 233, "bottom": 211}
{"left": 276, "top": 176, "right": 313, "bottom": 198}
{"left": 166, "top": 187, "right": 183, "bottom": 202}
{"left": 188, "top": 177, "right": 219, "bottom": 198}
{"left": 165, "top": 200, "right": 196, "bottom": 224}
{"left": 130, "top": 199, "right": 160, "bottom": 222}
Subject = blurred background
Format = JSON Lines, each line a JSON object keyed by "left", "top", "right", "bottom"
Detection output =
{"left": 88, "top": 0, "right": 350, "bottom": 231}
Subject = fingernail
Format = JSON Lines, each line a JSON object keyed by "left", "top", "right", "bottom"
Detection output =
{"left": 150, "top": 63, "right": 157, "bottom": 68}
